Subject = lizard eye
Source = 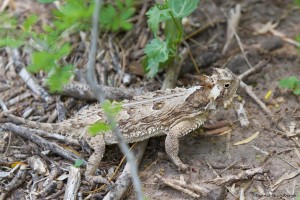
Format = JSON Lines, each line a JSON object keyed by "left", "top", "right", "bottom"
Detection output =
{"left": 224, "top": 83, "right": 230, "bottom": 88}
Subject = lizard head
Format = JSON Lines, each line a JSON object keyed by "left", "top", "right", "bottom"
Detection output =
{"left": 203, "top": 68, "right": 240, "bottom": 108}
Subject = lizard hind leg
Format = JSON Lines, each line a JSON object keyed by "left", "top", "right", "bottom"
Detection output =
{"left": 85, "top": 134, "right": 109, "bottom": 184}
{"left": 165, "top": 120, "right": 202, "bottom": 171}
{"left": 165, "top": 134, "right": 189, "bottom": 171}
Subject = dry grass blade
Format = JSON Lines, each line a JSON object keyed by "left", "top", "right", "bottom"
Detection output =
{"left": 234, "top": 131, "right": 260, "bottom": 146}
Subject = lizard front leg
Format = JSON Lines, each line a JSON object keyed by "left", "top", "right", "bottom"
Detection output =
{"left": 85, "top": 134, "right": 108, "bottom": 184}
{"left": 165, "top": 120, "right": 203, "bottom": 171}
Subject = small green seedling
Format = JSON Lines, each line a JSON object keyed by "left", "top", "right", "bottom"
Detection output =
{"left": 74, "top": 159, "right": 84, "bottom": 168}
{"left": 88, "top": 122, "right": 111, "bottom": 136}
{"left": 279, "top": 76, "right": 300, "bottom": 95}
{"left": 88, "top": 100, "right": 123, "bottom": 136}
{"left": 100, "top": 0, "right": 136, "bottom": 31}
{"left": 144, "top": 0, "right": 200, "bottom": 77}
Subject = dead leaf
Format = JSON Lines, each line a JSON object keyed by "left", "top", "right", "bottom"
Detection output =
{"left": 234, "top": 131, "right": 260, "bottom": 145}
{"left": 56, "top": 173, "right": 69, "bottom": 181}
{"left": 264, "top": 90, "right": 272, "bottom": 100}
{"left": 11, "top": 161, "right": 27, "bottom": 168}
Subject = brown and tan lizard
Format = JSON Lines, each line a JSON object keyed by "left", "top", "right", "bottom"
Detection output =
{"left": 3, "top": 68, "right": 240, "bottom": 183}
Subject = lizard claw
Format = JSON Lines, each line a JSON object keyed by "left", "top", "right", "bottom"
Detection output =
{"left": 178, "top": 163, "right": 190, "bottom": 172}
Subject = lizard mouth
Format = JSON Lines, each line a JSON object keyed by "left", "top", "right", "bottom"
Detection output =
{"left": 223, "top": 98, "right": 233, "bottom": 108}
{"left": 223, "top": 101, "right": 232, "bottom": 108}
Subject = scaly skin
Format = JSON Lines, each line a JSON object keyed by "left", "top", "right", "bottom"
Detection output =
{"left": 4, "top": 68, "right": 240, "bottom": 183}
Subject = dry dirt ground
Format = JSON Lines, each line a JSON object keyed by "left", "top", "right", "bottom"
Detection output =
{"left": 1, "top": 0, "right": 300, "bottom": 199}
{"left": 134, "top": 1, "right": 300, "bottom": 199}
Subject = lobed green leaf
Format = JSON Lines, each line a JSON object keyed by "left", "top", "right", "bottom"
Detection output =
{"left": 88, "top": 122, "right": 111, "bottom": 136}
{"left": 168, "top": 0, "right": 200, "bottom": 18}
{"left": 29, "top": 51, "right": 57, "bottom": 73}
{"left": 279, "top": 76, "right": 299, "bottom": 89}
{"left": 145, "top": 38, "right": 169, "bottom": 63}
{"left": 102, "top": 100, "right": 122, "bottom": 118}
{"left": 0, "top": 37, "right": 24, "bottom": 48}
{"left": 146, "top": 58, "right": 159, "bottom": 78}
{"left": 146, "top": 5, "right": 171, "bottom": 36}
{"left": 294, "top": 86, "right": 300, "bottom": 95}
{"left": 23, "top": 15, "right": 38, "bottom": 32}
{"left": 47, "top": 65, "right": 74, "bottom": 92}
{"left": 74, "top": 159, "right": 84, "bottom": 167}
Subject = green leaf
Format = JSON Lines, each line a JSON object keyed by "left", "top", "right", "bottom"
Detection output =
{"left": 116, "top": 0, "right": 124, "bottom": 10}
{"left": 88, "top": 122, "right": 111, "bottom": 136}
{"left": 295, "top": 0, "right": 300, "bottom": 6}
{"left": 120, "top": 8, "right": 135, "bottom": 20}
{"left": 100, "top": 5, "right": 116, "bottom": 29}
{"left": 0, "top": 37, "right": 24, "bottom": 48}
{"left": 294, "top": 81, "right": 300, "bottom": 94}
{"left": 144, "top": 38, "right": 169, "bottom": 63}
{"left": 100, "top": 2, "right": 135, "bottom": 32}
{"left": 168, "top": 0, "right": 199, "bottom": 18}
{"left": 29, "top": 51, "right": 57, "bottom": 73}
{"left": 296, "top": 35, "right": 300, "bottom": 42}
{"left": 125, "top": 0, "right": 134, "bottom": 7}
{"left": 47, "top": 65, "right": 74, "bottom": 92}
{"left": 279, "top": 76, "right": 298, "bottom": 89}
{"left": 121, "top": 21, "right": 133, "bottom": 30}
{"left": 56, "top": 43, "right": 72, "bottom": 57}
{"left": 88, "top": 101, "right": 122, "bottom": 136}
{"left": 74, "top": 159, "right": 84, "bottom": 168}
{"left": 146, "top": 58, "right": 159, "bottom": 77}
{"left": 146, "top": 5, "right": 171, "bottom": 36}
{"left": 293, "top": 86, "right": 300, "bottom": 95}
{"left": 165, "top": 18, "right": 183, "bottom": 45}
{"left": 38, "top": 0, "right": 57, "bottom": 3}
{"left": 102, "top": 100, "right": 122, "bottom": 118}
{"left": 23, "top": 15, "right": 38, "bottom": 32}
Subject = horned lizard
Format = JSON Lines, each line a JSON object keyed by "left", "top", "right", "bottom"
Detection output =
{"left": 3, "top": 68, "right": 240, "bottom": 183}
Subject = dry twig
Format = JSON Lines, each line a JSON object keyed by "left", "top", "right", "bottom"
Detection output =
{"left": 155, "top": 174, "right": 226, "bottom": 199}
{"left": 1, "top": 123, "right": 85, "bottom": 164}
{"left": 235, "top": 60, "right": 288, "bottom": 132}
{"left": 155, "top": 174, "right": 200, "bottom": 198}
{"left": 0, "top": 165, "right": 27, "bottom": 200}
{"left": 234, "top": 102, "right": 250, "bottom": 127}
{"left": 103, "top": 141, "right": 148, "bottom": 200}
{"left": 7, "top": 48, "right": 53, "bottom": 103}
{"left": 206, "top": 166, "right": 267, "bottom": 185}
{"left": 64, "top": 166, "right": 81, "bottom": 200}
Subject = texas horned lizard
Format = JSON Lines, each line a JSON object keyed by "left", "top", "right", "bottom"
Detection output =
{"left": 4, "top": 68, "right": 240, "bottom": 183}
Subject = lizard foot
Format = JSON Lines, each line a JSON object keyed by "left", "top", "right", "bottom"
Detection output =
{"left": 177, "top": 163, "right": 190, "bottom": 172}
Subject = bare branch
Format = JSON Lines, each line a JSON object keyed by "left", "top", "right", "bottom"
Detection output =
{"left": 7, "top": 48, "right": 53, "bottom": 103}
{"left": 85, "top": 0, "right": 143, "bottom": 199}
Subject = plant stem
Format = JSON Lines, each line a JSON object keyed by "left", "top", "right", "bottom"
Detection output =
{"left": 86, "top": 0, "right": 144, "bottom": 199}
{"left": 168, "top": 11, "right": 182, "bottom": 43}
